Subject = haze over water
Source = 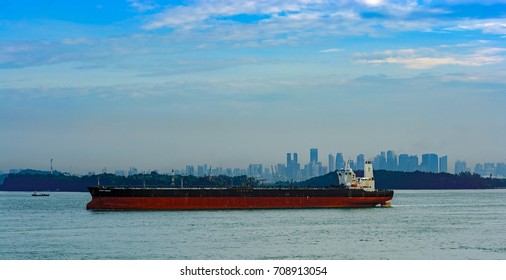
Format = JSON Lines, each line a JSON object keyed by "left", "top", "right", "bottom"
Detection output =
{"left": 1, "top": 190, "right": 505, "bottom": 260}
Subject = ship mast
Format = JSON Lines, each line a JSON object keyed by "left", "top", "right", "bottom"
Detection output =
{"left": 171, "top": 169, "right": 175, "bottom": 186}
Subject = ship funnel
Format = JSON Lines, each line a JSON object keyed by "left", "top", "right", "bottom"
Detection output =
{"left": 364, "top": 161, "right": 374, "bottom": 178}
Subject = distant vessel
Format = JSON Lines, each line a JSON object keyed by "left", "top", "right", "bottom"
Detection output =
{"left": 86, "top": 161, "right": 393, "bottom": 210}
{"left": 32, "top": 191, "right": 49, "bottom": 196}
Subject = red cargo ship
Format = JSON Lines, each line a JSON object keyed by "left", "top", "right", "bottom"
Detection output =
{"left": 86, "top": 161, "right": 393, "bottom": 210}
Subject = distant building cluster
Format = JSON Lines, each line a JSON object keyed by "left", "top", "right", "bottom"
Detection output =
{"left": 4, "top": 149, "right": 506, "bottom": 181}
{"left": 371, "top": 151, "right": 448, "bottom": 174}
{"left": 473, "top": 162, "right": 506, "bottom": 178}
{"left": 453, "top": 160, "right": 506, "bottom": 178}
{"left": 171, "top": 149, "right": 455, "bottom": 182}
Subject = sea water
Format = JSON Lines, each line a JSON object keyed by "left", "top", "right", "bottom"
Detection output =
{"left": 0, "top": 190, "right": 505, "bottom": 259}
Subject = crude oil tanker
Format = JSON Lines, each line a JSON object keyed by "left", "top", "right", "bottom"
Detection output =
{"left": 86, "top": 161, "right": 393, "bottom": 210}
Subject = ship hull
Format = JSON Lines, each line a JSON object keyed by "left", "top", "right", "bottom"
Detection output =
{"left": 86, "top": 186, "right": 394, "bottom": 210}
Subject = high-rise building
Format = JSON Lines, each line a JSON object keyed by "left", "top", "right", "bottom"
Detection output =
{"left": 286, "top": 152, "right": 300, "bottom": 180}
{"left": 276, "top": 164, "right": 286, "bottom": 178}
{"left": 387, "top": 150, "right": 398, "bottom": 171}
{"left": 286, "top": 153, "right": 293, "bottom": 179}
{"left": 304, "top": 147, "right": 323, "bottom": 178}
{"left": 349, "top": 160, "right": 356, "bottom": 170}
{"left": 310, "top": 148, "right": 318, "bottom": 163}
{"left": 356, "top": 154, "right": 365, "bottom": 171}
{"left": 439, "top": 156, "right": 448, "bottom": 173}
{"left": 328, "top": 154, "right": 335, "bottom": 172}
{"left": 408, "top": 155, "right": 419, "bottom": 171}
{"left": 248, "top": 164, "right": 263, "bottom": 178}
{"left": 233, "top": 168, "right": 244, "bottom": 176}
{"left": 225, "top": 168, "right": 233, "bottom": 176}
{"left": 293, "top": 153, "right": 300, "bottom": 179}
{"left": 263, "top": 167, "right": 271, "bottom": 179}
{"left": 185, "top": 165, "right": 195, "bottom": 176}
{"left": 398, "top": 154, "right": 409, "bottom": 172}
{"left": 373, "top": 152, "right": 387, "bottom": 170}
{"left": 128, "top": 167, "right": 138, "bottom": 176}
{"left": 197, "top": 165, "right": 205, "bottom": 177}
{"left": 454, "top": 160, "right": 467, "bottom": 174}
{"left": 335, "top": 153, "right": 345, "bottom": 170}
{"left": 322, "top": 166, "right": 328, "bottom": 174}
{"left": 474, "top": 163, "right": 484, "bottom": 176}
{"left": 313, "top": 161, "right": 322, "bottom": 177}
{"left": 496, "top": 163, "right": 506, "bottom": 178}
{"left": 421, "top": 153, "right": 438, "bottom": 173}
{"left": 484, "top": 163, "right": 496, "bottom": 177}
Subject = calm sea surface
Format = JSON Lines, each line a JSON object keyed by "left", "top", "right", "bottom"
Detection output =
{"left": 1, "top": 190, "right": 505, "bottom": 260}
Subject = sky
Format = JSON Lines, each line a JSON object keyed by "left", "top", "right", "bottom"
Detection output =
{"left": 1, "top": 0, "right": 506, "bottom": 174}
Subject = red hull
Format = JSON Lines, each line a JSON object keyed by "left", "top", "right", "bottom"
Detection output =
{"left": 86, "top": 196, "right": 392, "bottom": 210}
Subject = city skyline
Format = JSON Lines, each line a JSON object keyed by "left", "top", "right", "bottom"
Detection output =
{"left": 1, "top": 1, "right": 506, "bottom": 173}
{"left": 4, "top": 147, "right": 506, "bottom": 180}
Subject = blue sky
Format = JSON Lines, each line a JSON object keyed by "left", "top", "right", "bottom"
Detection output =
{"left": 1, "top": 0, "right": 506, "bottom": 173}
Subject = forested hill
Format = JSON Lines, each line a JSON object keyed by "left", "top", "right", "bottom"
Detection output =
{"left": 0, "top": 171, "right": 256, "bottom": 192}
{"left": 296, "top": 170, "right": 506, "bottom": 189}
{"left": 1, "top": 170, "right": 505, "bottom": 192}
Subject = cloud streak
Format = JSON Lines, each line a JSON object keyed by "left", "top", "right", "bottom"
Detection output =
{"left": 320, "top": 48, "right": 342, "bottom": 53}
{"left": 354, "top": 47, "right": 506, "bottom": 69}
{"left": 132, "top": 0, "right": 506, "bottom": 53}
{"left": 143, "top": 0, "right": 326, "bottom": 29}
{"left": 127, "top": 0, "right": 159, "bottom": 12}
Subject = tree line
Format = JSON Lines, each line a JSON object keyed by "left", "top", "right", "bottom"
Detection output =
{"left": 1, "top": 169, "right": 505, "bottom": 192}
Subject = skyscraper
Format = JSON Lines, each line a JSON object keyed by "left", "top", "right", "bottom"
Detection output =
{"left": 454, "top": 160, "right": 467, "bottom": 174}
{"left": 310, "top": 148, "right": 318, "bottom": 163}
{"left": 312, "top": 161, "right": 322, "bottom": 177}
{"left": 293, "top": 153, "right": 299, "bottom": 179}
{"left": 421, "top": 153, "right": 438, "bottom": 173}
{"left": 496, "top": 163, "right": 506, "bottom": 178}
{"left": 185, "top": 165, "right": 195, "bottom": 176}
{"left": 474, "top": 163, "right": 484, "bottom": 176}
{"left": 408, "top": 155, "right": 419, "bottom": 171}
{"left": 373, "top": 152, "right": 387, "bottom": 170}
{"left": 386, "top": 150, "right": 398, "bottom": 171}
{"left": 439, "top": 156, "right": 448, "bottom": 173}
{"left": 356, "top": 154, "right": 365, "bottom": 171}
{"left": 286, "top": 152, "right": 300, "bottom": 180}
{"left": 286, "top": 153, "right": 293, "bottom": 180}
{"left": 335, "top": 153, "right": 345, "bottom": 170}
{"left": 328, "top": 154, "right": 335, "bottom": 172}
{"left": 484, "top": 163, "right": 496, "bottom": 177}
{"left": 248, "top": 164, "right": 263, "bottom": 177}
{"left": 398, "top": 154, "right": 409, "bottom": 172}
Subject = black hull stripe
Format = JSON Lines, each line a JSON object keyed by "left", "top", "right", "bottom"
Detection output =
{"left": 88, "top": 186, "right": 394, "bottom": 198}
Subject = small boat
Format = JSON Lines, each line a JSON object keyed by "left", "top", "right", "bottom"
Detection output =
{"left": 32, "top": 191, "right": 49, "bottom": 196}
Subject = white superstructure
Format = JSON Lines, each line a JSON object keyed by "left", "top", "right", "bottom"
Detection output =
{"left": 336, "top": 160, "right": 375, "bottom": 191}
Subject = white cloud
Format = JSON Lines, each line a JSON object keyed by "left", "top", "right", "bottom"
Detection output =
{"left": 143, "top": 0, "right": 325, "bottom": 29}
{"left": 320, "top": 48, "right": 343, "bottom": 53}
{"left": 143, "top": 0, "right": 435, "bottom": 30}
{"left": 127, "top": 0, "right": 159, "bottom": 12}
{"left": 61, "top": 38, "right": 92, "bottom": 45}
{"left": 356, "top": 0, "right": 386, "bottom": 7}
{"left": 138, "top": 0, "right": 495, "bottom": 45}
{"left": 355, "top": 47, "right": 506, "bottom": 69}
{"left": 449, "top": 19, "right": 506, "bottom": 35}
